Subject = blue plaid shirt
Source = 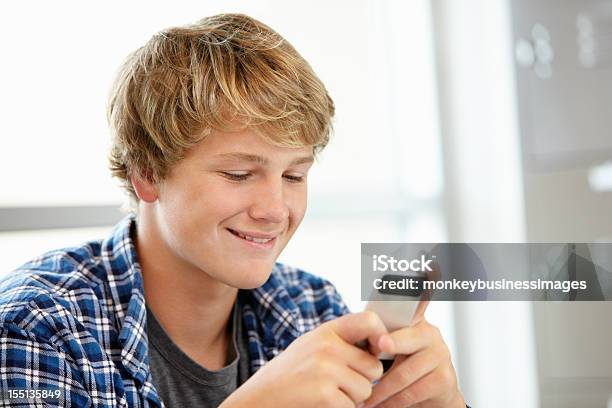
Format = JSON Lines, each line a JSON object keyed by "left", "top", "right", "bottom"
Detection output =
{"left": 0, "top": 215, "right": 350, "bottom": 407}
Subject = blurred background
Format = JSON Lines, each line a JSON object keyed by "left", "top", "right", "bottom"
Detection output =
{"left": 1, "top": 0, "right": 611, "bottom": 406}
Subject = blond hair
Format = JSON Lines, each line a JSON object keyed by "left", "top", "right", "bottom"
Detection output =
{"left": 108, "top": 13, "right": 335, "bottom": 209}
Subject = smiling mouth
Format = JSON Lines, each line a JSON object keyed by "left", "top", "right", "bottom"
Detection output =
{"left": 227, "top": 228, "right": 277, "bottom": 244}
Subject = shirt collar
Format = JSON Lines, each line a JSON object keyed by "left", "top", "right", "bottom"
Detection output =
{"left": 102, "top": 214, "right": 150, "bottom": 388}
{"left": 248, "top": 271, "right": 303, "bottom": 350}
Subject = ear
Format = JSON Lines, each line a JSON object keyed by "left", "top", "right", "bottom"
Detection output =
{"left": 130, "top": 171, "right": 158, "bottom": 203}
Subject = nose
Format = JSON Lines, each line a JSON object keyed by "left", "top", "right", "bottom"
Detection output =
{"left": 248, "top": 177, "right": 290, "bottom": 223}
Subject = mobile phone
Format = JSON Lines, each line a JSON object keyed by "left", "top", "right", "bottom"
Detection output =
{"left": 363, "top": 274, "right": 430, "bottom": 371}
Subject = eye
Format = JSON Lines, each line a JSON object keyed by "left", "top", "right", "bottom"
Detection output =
{"left": 220, "top": 171, "right": 251, "bottom": 181}
{"left": 284, "top": 173, "right": 305, "bottom": 183}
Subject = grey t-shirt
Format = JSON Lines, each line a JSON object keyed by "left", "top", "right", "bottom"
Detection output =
{"left": 146, "top": 301, "right": 251, "bottom": 407}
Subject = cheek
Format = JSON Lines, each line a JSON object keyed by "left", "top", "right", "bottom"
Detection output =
{"left": 158, "top": 179, "right": 219, "bottom": 243}
{"left": 287, "top": 188, "right": 308, "bottom": 229}
{"left": 163, "top": 172, "right": 233, "bottom": 215}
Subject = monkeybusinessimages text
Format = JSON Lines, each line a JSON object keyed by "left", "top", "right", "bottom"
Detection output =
{"left": 371, "top": 254, "right": 587, "bottom": 294}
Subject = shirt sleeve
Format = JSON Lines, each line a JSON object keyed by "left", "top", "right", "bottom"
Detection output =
{"left": 0, "top": 323, "right": 93, "bottom": 407}
{"left": 329, "top": 280, "right": 351, "bottom": 315}
{"left": 318, "top": 277, "right": 352, "bottom": 319}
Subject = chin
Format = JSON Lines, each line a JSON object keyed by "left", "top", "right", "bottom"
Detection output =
{"left": 239, "top": 271, "right": 273, "bottom": 289}
{"left": 231, "top": 263, "right": 275, "bottom": 289}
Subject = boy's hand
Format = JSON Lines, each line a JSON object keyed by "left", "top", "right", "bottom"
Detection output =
{"left": 221, "top": 311, "right": 388, "bottom": 408}
{"left": 363, "top": 319, "right": 465, "bottom": 408}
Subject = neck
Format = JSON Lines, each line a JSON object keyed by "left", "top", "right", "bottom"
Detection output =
{"left": 135, "top": 209, "right": 238, "bottom": 369}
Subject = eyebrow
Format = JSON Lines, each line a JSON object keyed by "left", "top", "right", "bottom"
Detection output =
{"left": 212, "top": 152, "right": 314, "bottom": 166}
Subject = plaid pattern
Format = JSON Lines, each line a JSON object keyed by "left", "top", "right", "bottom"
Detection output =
{"left": 0, "top": 215, "right": 350, "bottom": 407}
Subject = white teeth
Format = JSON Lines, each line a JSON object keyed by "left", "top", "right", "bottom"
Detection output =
{"left": 250, "top": 237, "right": 272, "bottom": 244}
{"left": 234, "top": 230, "right": 273, "bottom": 244}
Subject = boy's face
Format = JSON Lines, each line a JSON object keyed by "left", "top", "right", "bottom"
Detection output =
{"left": 150, "top": 128, "right": 313, "bottom": 289}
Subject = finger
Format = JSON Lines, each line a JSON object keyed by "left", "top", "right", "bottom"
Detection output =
{"left": 334, "top": 387, "right": 359, "bottom": 408}
{"left": 421, "top": 260, "right": 440, "bottom": 303}
{"left": 426, "top": 259, "right": 441, "bottom": 283}
{"left": 334, "top": 363, "right": 376, "bottom": 405}
{"left": 342, "top": 344, "right": 384, "bottom": 382}
{"left": 320, "top": 383, "right": 356, "bottom": 408}
{"left": 381, "top": 320, "right": 438, "bottom": 356}
{"left": 374, "top": 367, "right": 455, "bottom": 408}
{"left": 363, "top": 349, "right": 438, "bottom": 407}
{"left": 328, "top": 311, "right": 388, "bottom": 349}
{"left": 411, "top": 299, "right": 429, "bottom": 325}
{"left": 324, "top": 361, "right": 372, "bottom": 405}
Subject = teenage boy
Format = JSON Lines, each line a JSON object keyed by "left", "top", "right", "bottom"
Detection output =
{"left": 0, "top": 14, "right": 467, "bottom": 408}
